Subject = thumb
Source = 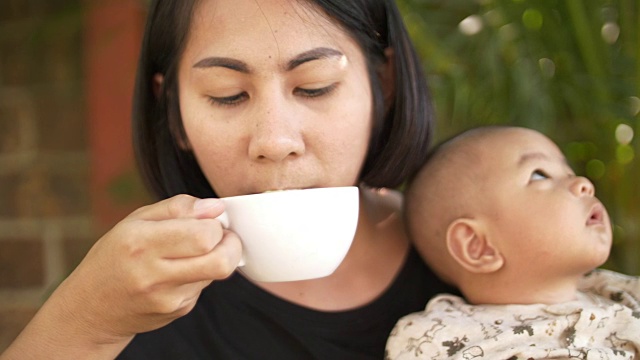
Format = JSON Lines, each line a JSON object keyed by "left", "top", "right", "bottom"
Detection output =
{"left": 192, "top": 198, "right": 225, "bottom": 219}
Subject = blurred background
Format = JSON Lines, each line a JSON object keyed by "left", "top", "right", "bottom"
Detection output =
{"left": 0, "top": 0, "right": 637, "bottom": 352}
{"left": 398, "top": 0, "right": 639, "bottom": 276}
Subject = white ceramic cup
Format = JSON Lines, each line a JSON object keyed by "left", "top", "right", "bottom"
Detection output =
{"left": 217, "top": 186, "right": 359, "bottom": 282}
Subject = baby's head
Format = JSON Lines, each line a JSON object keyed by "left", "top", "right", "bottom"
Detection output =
{"left": 405, "top": 126, "right": 612, "bottom": 304}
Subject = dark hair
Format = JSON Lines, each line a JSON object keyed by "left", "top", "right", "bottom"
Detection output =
{"left": 132, "top": 0, "right": 435, "bottom": 200}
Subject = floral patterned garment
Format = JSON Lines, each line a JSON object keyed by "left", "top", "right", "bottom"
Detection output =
{"left": 386, "top": 269, "right": 640, "bottom": 360}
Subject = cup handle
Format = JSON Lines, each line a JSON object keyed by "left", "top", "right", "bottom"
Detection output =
{"left": 215, "top": 211, "right": 246, "bottom": 267}
{"left": 216, "top": 211, "right": 229, "bottom": 228}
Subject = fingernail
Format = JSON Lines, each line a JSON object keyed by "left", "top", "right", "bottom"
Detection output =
{"left": 193, "top": 198, "right": 221, "bottom": 211}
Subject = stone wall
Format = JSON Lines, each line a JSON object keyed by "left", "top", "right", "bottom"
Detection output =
{"left": 0, "top": 0, "right": 146, "bottom": 352}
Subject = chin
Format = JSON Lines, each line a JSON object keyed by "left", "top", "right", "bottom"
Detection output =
{"left": 590, "top": 252, "right": 611, "bottom": 269}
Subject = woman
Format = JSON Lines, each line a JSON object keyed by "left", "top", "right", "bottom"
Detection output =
{"left": 2, "top": 0, "right": 451, "bottom": 358}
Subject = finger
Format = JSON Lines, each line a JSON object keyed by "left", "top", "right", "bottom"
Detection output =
{"left": 138, "top": 279, "right": 213, "bottom": 319}
{"left": 170, "top": 280, "right": 213, "bottom": 317}
{"left": 160, "top": 230, "right": 243, "bottom": 284}
{"left": 127, "top": 281, "right": 211, "bottom": 324}
{"left": 118, "top": 217, "right": 226, "bottom": 259}
{"left": 129, "top": 194, "right": 225, "bottom": 221}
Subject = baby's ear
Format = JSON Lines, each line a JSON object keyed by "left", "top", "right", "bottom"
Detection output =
{"left": 446, "top": 218, "right": 504, "bottom": 274}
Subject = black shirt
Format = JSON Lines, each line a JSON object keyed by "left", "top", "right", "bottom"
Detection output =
{"left": 117, "top": 248, "right": 451, "bottom": 359}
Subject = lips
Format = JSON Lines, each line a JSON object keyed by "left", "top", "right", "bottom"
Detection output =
{"left": 248, "top": 186, "right": 313, "bottom": 195}
{"left": 586, "top": 203, "right": 605, "bottom": 226}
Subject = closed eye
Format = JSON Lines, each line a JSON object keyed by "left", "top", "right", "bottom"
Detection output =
{"left": 530, "top": 169, "right": 550, "bottom": 181}
{"left": 294, "top": 83, "right": 338, "bottom": 98}
{"left": 207, "top": 92, "right": 249, "bottom": 107}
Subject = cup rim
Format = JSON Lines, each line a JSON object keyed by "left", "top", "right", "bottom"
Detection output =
{"left": 219, "top": 186, "right": 358, "bottom": 201}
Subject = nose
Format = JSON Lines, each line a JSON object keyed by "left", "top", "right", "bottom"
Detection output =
{"left": 247, "top": 103, "right": 305, "bottom": 162}
{"left": 569, "top": 176, "right": 595, "bottom": 197}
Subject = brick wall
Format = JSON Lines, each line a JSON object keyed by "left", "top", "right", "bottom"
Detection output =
{"left": 0, "top": 0, "right": 146, "bottom": 352}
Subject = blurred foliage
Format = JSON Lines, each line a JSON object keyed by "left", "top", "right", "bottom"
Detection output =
{"left": 398, "top": 0, "right": 639, "bottom": 274}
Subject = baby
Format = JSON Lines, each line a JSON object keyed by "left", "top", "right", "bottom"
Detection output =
{"left": 386, "top": 126, "right": 640, "bottom": 359}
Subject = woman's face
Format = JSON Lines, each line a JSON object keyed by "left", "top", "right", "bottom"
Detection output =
{"left": 177, "top": 0, "right": 374, "bottom": 197}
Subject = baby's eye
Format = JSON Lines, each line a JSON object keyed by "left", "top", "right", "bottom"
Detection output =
{"left": 530, "top": 170, "right": 550, "bottom": 181}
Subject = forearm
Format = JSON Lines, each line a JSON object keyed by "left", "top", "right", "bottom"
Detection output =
{"left": 1, "top": 196, "right": 236, "bottom": 360}
{"left": 0, "top": 283, "right": 132, "bottom": 360}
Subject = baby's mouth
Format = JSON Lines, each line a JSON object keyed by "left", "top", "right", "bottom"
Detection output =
{"left": 586, "top": 204, "right": 604, "bottom": 226}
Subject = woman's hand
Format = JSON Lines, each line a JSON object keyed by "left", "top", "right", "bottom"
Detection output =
{"left": 2, "top": 195, "right": 242, "bottom": 359}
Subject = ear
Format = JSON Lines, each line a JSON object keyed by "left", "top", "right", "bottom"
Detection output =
{"left": 152, "top": 73, "right": 164, "bottom": 99}
{"left": 379, "top": 48, "right": 395, "bottom": 110}
{"left": 446, "top": 218, "right": 504, "bottom": 274}
{"left": 153, "top": 73, "right": 192, "bottom": 151}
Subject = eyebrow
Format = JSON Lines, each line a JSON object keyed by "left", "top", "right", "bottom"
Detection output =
{"left": 518, "top": 152, "right": 569, "bottom": 166}
{"left": 192, "top": 47, "right": 344, "bottom": 73}
{"left": 193, "top": 57, "right": 249, "bottom": 73}
{"left": 285, "top": 47, "right": 344, "bottom": 71}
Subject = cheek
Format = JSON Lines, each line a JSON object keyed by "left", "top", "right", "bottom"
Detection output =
{"left": 341, "top": 79, "right": 373, "bottom": 138}
{"left": 487, "top": 199, "right": 547, "bottom": 251}
{"left": 179, "top": 95, "right": 245, "bottom": 180}
{"left": 318, "top": 90, "right": 373, "bottom": 167}
{"left": 507, "top": 200, "right": 575, "bottom": 250}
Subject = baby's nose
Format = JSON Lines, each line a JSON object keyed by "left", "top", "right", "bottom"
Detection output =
{"left": 570, "top": 176, "right": 595, "bottom": 197}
